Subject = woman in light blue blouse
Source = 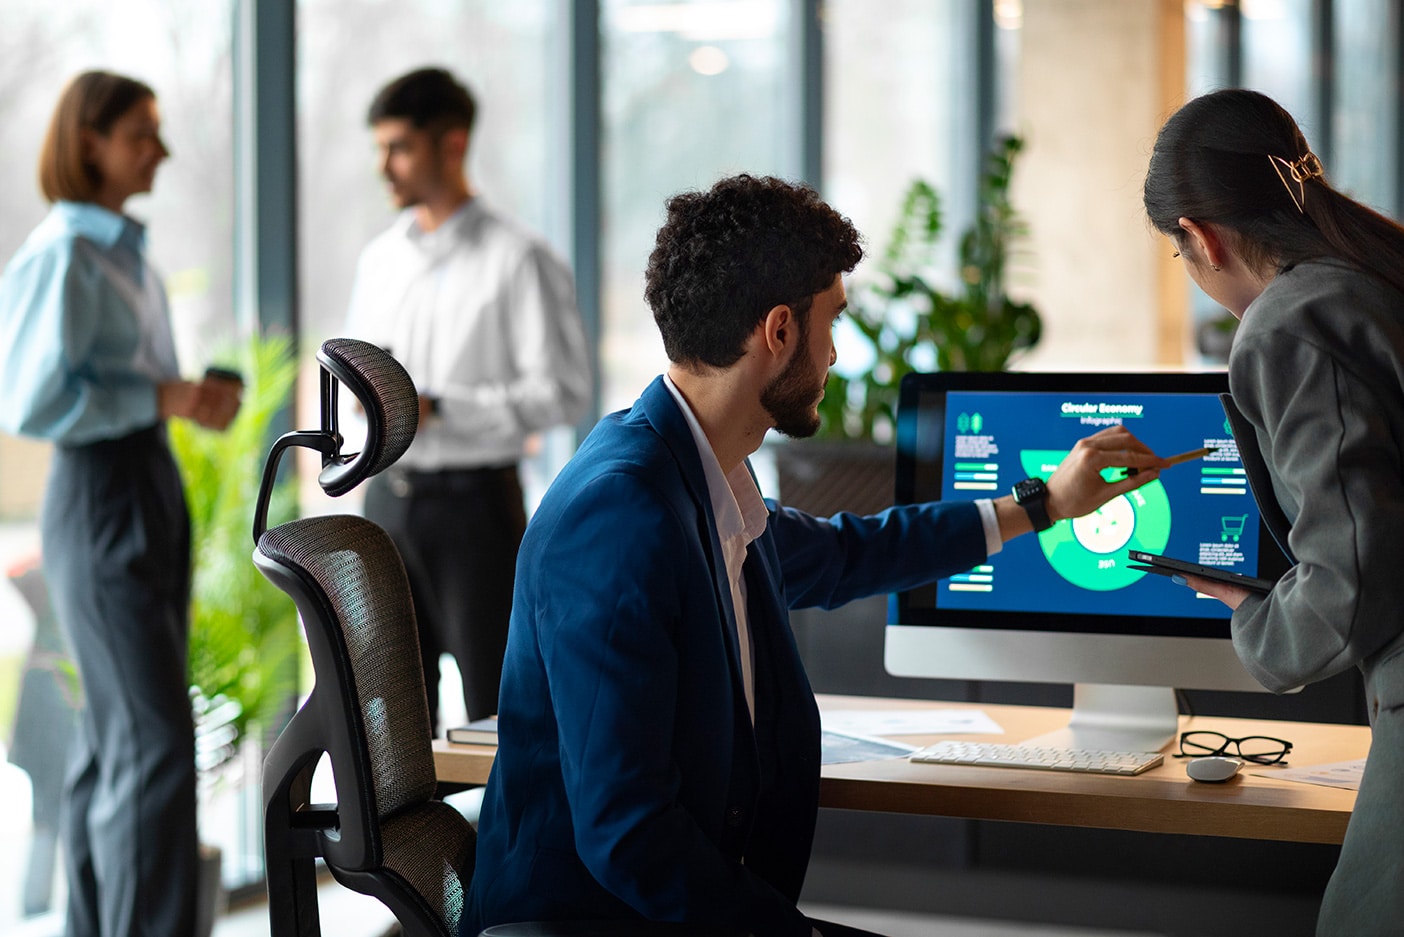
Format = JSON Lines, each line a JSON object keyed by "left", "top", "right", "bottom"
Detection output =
{"left": 0, "top": 71, "right": 241, "bottom": 937}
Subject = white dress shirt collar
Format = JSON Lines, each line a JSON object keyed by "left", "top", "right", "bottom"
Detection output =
{"left": 663, "top": 374, "right": 768, "bottom": 721}
{"left": 661, "top": 374, "right": 769, "bottom": 548}
{"left": 396, "top": 198, "right": 480, "bottom": 255}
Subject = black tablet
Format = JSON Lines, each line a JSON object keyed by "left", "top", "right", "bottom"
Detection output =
{"left": 1127, "top": 550, "right": 1278, "bottom": 594}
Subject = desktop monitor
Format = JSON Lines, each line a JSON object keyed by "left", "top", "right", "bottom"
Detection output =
{"left": 887, "top": 371, "right": 1292, "bottom": 752}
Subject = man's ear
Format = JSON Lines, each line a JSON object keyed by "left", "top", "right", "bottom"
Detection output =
{"left": 760, "top": 303, "right": 796, "bottom": 360}
{"left": 438, "top": 127, "right": 470, "bottom": 165}
{"left": 1177, "top": 217, "right": 1226, "bottom": 269}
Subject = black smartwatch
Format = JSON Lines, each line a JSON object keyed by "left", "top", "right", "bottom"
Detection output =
{"left": 1012, "top": 477, "right": 1054, "bottom": 532}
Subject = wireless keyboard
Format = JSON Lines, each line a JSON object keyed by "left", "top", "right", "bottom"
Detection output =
{"left": 909, "top": 740, "right": 1164, "bottom": 776}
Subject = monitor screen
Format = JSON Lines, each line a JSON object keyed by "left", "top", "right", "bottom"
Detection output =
{"left": 895, "top": 371, "right": 1290, "bottom": 637}
{"left": 887, "top": 371, "right": 1291, "bottom": 750}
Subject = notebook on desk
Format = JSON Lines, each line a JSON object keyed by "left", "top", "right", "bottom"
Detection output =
{"left": 446, "top": 716, "right": 498, "bottom": 745}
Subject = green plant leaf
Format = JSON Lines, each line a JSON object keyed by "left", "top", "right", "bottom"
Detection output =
{"left": 171, "top": 333, "right": 301, "bottom": 779}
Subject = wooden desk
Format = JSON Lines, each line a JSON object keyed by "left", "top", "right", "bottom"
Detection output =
{"left": 434, "top": 737, "right": 496, "bottom": 787}
{"left": 433, "top": 693, "right": 1370, "bottom": 846}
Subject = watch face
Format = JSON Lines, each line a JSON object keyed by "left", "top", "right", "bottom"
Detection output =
{"left": 1015, "top": 477, "right": 1046, "bottom": 502}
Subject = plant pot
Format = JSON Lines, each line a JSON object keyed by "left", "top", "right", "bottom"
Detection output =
{"left": 194, "top": 842, "right": 226, "bottom": 937}
{"left": 771, "top": 439, "right": 896, "bottom": 517}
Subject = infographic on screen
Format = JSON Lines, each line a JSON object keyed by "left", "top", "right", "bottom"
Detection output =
{"left": 936, "top": 390, "right": 1260, "bottom": 620}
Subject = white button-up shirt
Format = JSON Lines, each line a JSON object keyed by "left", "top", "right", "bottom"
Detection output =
{"left": 345, "top": 198, "right": 591, "bottom": 470}
{"left": 663, "top": 375, "right": 770, "bottom": 722}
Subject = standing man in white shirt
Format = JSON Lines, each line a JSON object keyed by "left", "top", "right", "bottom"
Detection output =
{"left": 345, "top": 67, "right": 591, "bottom": 728}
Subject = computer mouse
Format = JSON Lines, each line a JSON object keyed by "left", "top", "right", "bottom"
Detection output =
{"left": 1186, "top": 756, "right": 1243, "bottom": 783}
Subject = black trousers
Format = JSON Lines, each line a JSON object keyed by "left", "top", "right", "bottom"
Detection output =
{"left": 364, "top": 464, "right": 526, "bottom": 726}
{"left": 42, "top": 425, "right": 196, "bottom": 937}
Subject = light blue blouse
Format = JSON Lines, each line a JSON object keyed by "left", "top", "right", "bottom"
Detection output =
{"left": 0, "top": 201, "right": 179, "bottom": 445}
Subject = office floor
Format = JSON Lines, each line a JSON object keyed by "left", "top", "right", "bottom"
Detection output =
{"left": 0, "top": 758, "right": 1158, "bottom": 937}
{"left": 3, "top": 886, "right": 397, "bottom": 937}
{"left": 1, "top": 651, "right": 1161, "bottom": 937}
{"left": 206, "top": 886, "right": 1159, "bottom": 937}
{"left": 4, "top": 882, "right": 1160, "bottom": 937}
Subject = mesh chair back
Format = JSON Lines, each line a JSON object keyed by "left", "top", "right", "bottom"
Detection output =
{"left": 259, "top": 515, "right": 436, "bottom": 838}
{"left": 257, "top": 514, "right": 472, "bottom": 934}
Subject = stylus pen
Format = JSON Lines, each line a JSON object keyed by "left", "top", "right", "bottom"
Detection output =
{"left": 1120, "top": 446, "right": 1217, "bottom": 477}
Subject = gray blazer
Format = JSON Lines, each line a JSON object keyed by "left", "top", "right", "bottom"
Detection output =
{"left": 1229, "top": 259, "right": 1404, "bottom": 709}
{"left": 1229, "top": 258, "right": 1404, "bottom": 935}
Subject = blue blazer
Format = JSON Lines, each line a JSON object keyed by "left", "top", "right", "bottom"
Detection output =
{"left": 464, "top": 377, "right": 987, "bottom": 937}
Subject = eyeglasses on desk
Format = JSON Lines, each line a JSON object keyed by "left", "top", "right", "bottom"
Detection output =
{"left": 1174, "top": 730, "right": 1293, "bottom": 765}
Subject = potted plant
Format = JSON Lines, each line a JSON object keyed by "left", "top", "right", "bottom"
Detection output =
{"left": 169, "top": 333, "right": 301, "bottom": 932}
{"left": 818, "top": 134, "right": 1040, "bottom": 445}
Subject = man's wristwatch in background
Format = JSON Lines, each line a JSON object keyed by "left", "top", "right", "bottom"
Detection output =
{"left": 1012, "top": 477, "right": 1054, "bottom": 532}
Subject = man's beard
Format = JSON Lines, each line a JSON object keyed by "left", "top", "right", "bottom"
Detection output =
{"left": 761, "top": 340, "right": 823, "bottom": 439}
{"left": 384, "top": 173, "right": 425, "bottom": 209}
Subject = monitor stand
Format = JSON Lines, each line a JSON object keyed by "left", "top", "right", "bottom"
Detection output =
{"left": 1020, "top": 683, "right": 1179, "bottom": 753}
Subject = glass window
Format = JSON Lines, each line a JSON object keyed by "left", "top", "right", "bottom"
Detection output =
{"left": 599, "top": 0, "right": 795, "bottom": 413}
{"left": 0, "top": 0, "right": 235, "bottom": 923}
{"left": 823, "top": 0, "right": 979, "bottom": 383}
{"left": 992, "top": 0, "right": 1023, "bottom": 134}
{"left": 824, "top": 1, "right": 968, "bottom": 255}
{"left": 1240, "top": 0, "right": 1316, "bottom": 129}
{"left": 1185, "top": 0, "right": 1238, "bottom": 94}
{"left": 1334, "top": 0, "right": 1398, "bottom": 214}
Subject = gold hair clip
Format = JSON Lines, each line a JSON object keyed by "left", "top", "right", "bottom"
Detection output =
{"left": 1269, "top": 152, "right": 1324, "bottom": 213}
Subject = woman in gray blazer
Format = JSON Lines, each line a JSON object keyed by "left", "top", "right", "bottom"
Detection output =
{"left": 1144, "top": 88, "right": 1404, "bottom": 936}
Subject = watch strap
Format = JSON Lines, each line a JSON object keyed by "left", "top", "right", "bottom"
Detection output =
{"left": 1012, "top": 477, "right": 1054, "bottom": 532}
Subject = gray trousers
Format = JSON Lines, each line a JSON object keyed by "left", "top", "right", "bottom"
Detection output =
{"left": 43, "top": 425, "right": 197, "bottom": 937}
{"left": 1316, "top": 689, "right": 1404, "bottom": 935}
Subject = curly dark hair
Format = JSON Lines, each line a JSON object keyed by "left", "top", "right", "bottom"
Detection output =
{"left": 645, "top": 174, "right": 864, "bottom": 368}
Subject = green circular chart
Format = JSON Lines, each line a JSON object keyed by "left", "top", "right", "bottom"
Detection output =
{"left": 1018, "top": 449, "right": 1172, "bottom": 591}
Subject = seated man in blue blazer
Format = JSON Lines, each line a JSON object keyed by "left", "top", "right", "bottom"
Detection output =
{"left": 464, "top": 174, "right": 1167, "bottom": 937}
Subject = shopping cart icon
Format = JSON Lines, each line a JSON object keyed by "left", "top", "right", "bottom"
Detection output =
{"left": 1221, "top": 514, "right": 1248, "bottom": 542}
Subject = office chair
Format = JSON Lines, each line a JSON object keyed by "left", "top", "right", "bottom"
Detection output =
{"left": 253, "top": 339, "right": 744, "bottom": 937}
{"left": 254, "top": 337, "right": 471, "bottom": 937}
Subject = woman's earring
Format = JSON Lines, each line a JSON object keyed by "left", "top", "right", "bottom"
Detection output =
{"left": 1211, "top": 263, "right": 1222, "bottom": 272}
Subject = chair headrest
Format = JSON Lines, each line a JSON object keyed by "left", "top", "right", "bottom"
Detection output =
{"left": 252, "top": 339, "right": 418, "bottom": 541}
{"left": 316, "top": 338, "right": 419, "bottom": 497}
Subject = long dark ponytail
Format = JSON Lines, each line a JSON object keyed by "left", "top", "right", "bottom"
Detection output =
{"left": 1144, "top": 88, "right": 1404, "bottom": 299}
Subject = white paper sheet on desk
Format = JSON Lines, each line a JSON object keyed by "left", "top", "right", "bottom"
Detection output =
{"left": 821, "top": 709, "right": 1003, "bottom": 738}
{"left": 821, "top": 730, "right": 917, "bottom": 764}
{"left": 1258, "top": 758, "right": 1365, "bottom": 791}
